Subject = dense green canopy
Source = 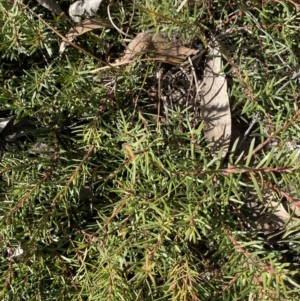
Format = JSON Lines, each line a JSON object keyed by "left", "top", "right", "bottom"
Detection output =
{"left": 1, "top": 1, "right": 300, "bottom": 300}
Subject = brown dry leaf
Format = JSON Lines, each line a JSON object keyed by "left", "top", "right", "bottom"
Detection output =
{"left": 289, "top": 200, "right": 300, "bottom": 216}
{"left": 200, "top": 42, "right": 231, "bottom": 158}
{"left": 244, "top": 190, "right": 300, "bottom": 241}
{"left": 255, "top": 198, "right": 300, "bottom": 240}
{"left": 255, "top": 200, "right": 291, "bottom": 233}
{"left": 59, "top": 18, "right": 113, "bottom": 54}
{"left": 117, "top": 32, "right": 198, "bottom": 64}
{"left": 36, "top": 0, "right": 67, "bottom": 17}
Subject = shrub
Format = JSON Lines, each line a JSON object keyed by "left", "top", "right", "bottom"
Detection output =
{"left": 1, "top": 1, "right": 300, "bottom": 300}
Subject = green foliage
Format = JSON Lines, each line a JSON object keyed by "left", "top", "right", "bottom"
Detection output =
{"left": 1, "top": 0, "right": 300, "bottom": 300}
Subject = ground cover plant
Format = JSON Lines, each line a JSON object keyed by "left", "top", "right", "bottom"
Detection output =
{"left": 1, "top": 0, "right": 300, "bottom": 300}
